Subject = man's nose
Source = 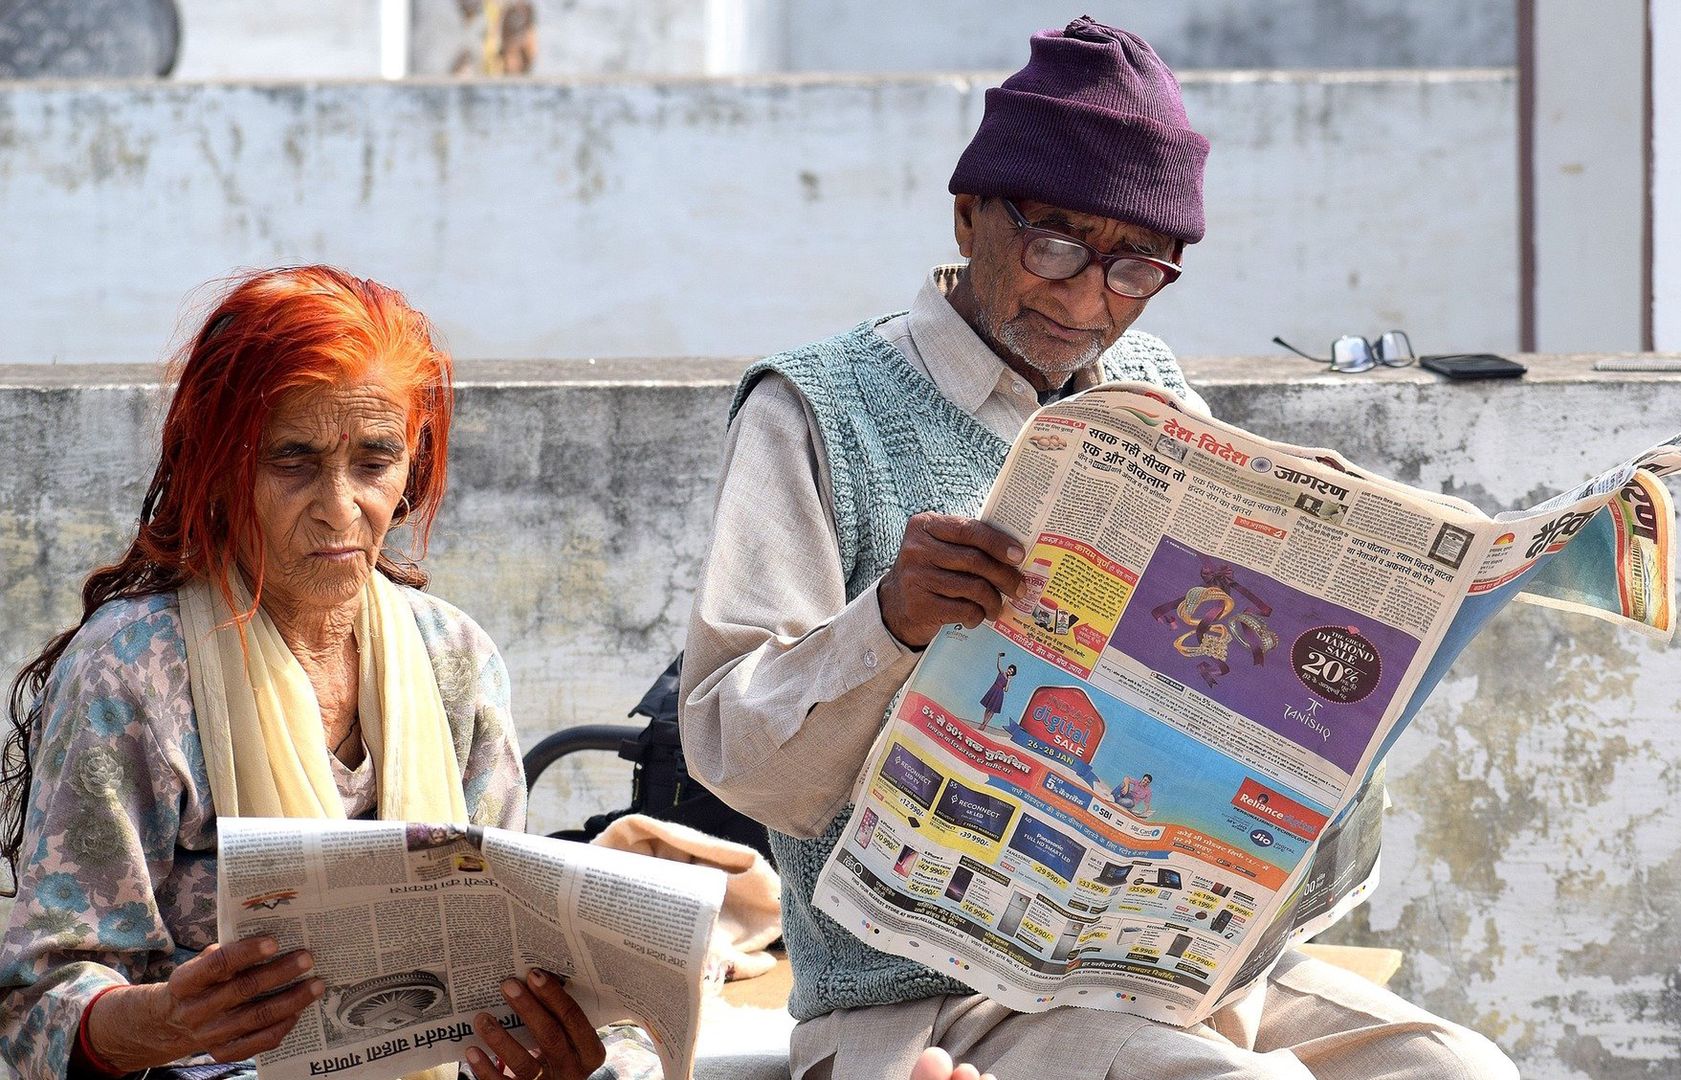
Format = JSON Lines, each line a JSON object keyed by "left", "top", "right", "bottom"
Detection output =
{"left": 1051, "top": 263, "right": 1112, "bottom": 325}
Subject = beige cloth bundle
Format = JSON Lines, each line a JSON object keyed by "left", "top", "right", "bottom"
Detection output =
{"left": 593, "top": 815, "right": 782, "bottom": 981}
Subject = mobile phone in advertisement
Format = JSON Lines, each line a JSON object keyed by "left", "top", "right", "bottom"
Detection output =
{"left": 945, "top": 865, "right": 974, "bottom": 903}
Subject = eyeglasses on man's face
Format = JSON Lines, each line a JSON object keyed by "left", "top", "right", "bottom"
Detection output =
{"left": 999, "top": 198, "right": 1182, "bottom": 300}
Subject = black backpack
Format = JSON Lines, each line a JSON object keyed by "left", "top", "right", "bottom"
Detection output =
{"left": 525, "top": 653, "right": 774, "bottom": 865}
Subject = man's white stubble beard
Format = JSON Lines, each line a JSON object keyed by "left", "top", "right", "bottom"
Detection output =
{"left": 997, "top": 318, "right": 1106, "bottom": 385}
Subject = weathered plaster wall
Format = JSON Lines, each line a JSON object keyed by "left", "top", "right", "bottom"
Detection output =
{"left": 782, "top": 0, "right": 1516, "bottom": 72}
{"left": 188, "top": 0, "right": 1515, "bottom": 78}
{"left": 172, "top": 0, "right": 387, "bottom": 79}
{"left": 1, "top": 358, "right": 1677, "bottom": 1077}
{"left": 0, "top": 70, "right": 1517, "bottom": 365}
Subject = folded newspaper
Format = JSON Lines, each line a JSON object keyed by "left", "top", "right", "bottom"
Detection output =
{"left": 217, "top": 818, "right": 726, "bottom": 1080}
{"left": 814, "top": 381, "right": 1679, "bottom": 1026}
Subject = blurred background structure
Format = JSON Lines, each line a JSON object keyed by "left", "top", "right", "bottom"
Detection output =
{"left": 0, "top": 0, "right": 1674, "bottom": 364}
{"left": 2, "top": 4, "right": 1679, "bottom": 1078}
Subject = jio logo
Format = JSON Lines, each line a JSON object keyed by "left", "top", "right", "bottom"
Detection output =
{"left": 1249, "top": 829, "right": 1275, "bottom": 848}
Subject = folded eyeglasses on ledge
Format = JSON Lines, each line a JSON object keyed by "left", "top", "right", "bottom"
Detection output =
{"left": 1273, "top": 331, "right": 1415, "bottom": 373}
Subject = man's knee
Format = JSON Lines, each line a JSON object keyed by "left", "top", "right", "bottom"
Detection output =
{"left": 1408, "top": 1025, "right": 1519, "bottom": 1080}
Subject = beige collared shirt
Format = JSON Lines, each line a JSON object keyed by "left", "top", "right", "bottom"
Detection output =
{"left": 679, "top": 267, "right": 1177, "bottom": 838}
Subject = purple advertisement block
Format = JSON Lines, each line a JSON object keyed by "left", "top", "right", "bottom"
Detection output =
{"left": 1110, "top": 538, "right": 1420, "bottom": 774}
{"left": 880, "top": 743, "right": 943, "bottom": 809}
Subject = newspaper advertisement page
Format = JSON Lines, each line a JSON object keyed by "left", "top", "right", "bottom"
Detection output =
{"left": 217, "top": 818, "right": 726, "bottom": 1080}
{"left": 813, "top": 382, "right": 1679, "bottom": 1026}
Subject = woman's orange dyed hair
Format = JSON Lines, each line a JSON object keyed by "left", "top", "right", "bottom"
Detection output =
{"left": 153, "top": 265, "right": 454, "bottom": 609}
{"left": 2, "top": 266, "right": 454, "bottom": 889}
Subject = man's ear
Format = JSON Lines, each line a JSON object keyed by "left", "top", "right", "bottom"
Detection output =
{"left": 953, "top": 194, "right": 982, "bottom": 259}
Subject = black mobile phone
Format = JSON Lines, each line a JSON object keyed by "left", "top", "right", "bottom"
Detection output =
{"left": 1419, "top": 353, "right": 1527, "bottom": 380}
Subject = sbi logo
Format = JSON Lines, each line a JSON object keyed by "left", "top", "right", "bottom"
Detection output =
{"left": 1249, "top": 829, "right": 1275, "bottom": 848}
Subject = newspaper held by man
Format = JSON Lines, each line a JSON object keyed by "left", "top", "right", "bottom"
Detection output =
{"left": 814, "top": 381, "right": 1679, "bottom": 1026}
{"left": 216, "top": 818, "right": 726, "bottom": 1080}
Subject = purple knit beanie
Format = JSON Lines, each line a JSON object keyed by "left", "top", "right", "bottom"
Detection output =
{"left": 949, "top": 16, "right": 1210, "bottom": 244}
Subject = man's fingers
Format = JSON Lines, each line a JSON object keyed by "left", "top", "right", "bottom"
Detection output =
{"left": 916, "top": 568, "right": 1009, "bottom": 617}
{"left": 918, "top": 516, "right": 1026, "bottom": 567}
{"left": 169, "top": 938, "right": 276, "bottom": 997}
{"left": 913, "top": 595, "right": 990, "bottom": 632}
{"left": 912, "top": 538, "right": 1025, "bottom": 600}
{"left": 526, "top": 970, "right": 606, "bottom": 1075}
{"left": 907, "top": 531, "right": 1022, "bottom": 598}
{"left": 951, "top": 1065, "right": 982, "bottom": 1080}
{"left": 910, "top": 1046, "right": 954, "bottom": 1080}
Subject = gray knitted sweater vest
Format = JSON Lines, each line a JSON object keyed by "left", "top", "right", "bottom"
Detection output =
{"left": 728, "top": 315, "right": 1196, "bottom": 1021}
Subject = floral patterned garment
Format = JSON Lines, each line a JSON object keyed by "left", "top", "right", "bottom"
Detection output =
{"left": 0, "top": 588, "right": 529, "bottom": 1080}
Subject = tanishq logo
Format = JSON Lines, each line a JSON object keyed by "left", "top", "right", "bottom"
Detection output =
{"left": 1283, "top": 700, "right": 1330, "bottom": 743}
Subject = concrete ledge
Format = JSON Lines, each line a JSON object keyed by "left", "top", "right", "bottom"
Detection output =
{"left": 1, "top": 358, "right": 1676, "bottom": 1077}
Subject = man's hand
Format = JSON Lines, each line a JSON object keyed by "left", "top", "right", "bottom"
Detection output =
{"left": 878, "top": 513, "right": 1026, "bottom": 649}
{"left": 910, "top": 1046, "right": 997, "bottom": 1080}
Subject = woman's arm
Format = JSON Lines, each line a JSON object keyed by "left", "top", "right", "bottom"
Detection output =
{"left": 0, "top": 608, "right": 194, "bottom": 1078}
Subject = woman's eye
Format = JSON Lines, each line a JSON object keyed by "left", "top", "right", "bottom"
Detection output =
{"left": 359, "top": 459, "right": 396, "bottom": 475}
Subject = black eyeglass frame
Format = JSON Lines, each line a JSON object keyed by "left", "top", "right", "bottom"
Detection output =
{"left": 999, "top": 198, "right": 1183, "bottom": 299}
{"left": 1272, "top": 333, "right": 1416, "bottom": 374}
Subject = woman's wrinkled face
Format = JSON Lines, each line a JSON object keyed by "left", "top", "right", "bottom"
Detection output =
{"left": 247, "top": 380, "right": 412, "bottom": 617}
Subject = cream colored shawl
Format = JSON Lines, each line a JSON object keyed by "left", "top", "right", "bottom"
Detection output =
{"left": 180, "top": 569, "right": 466, "bottom": 1080}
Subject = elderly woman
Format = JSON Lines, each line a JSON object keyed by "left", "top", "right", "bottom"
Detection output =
{"left": 0, "top": 267, "right": 605, "bottom": 1080}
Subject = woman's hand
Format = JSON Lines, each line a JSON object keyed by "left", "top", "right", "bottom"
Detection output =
{"left": 468, "top": 969, "right": 605, "bottom": 1080}
{"left": 87, "top": 937, "right": 324, "bottom": 1071}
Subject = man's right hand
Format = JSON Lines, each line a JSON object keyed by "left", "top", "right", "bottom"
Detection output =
{"left": 878, "top": 513, "right": 1027, "bottom": 649}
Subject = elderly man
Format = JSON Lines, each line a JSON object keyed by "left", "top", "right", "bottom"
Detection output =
{"left": 682, "top": 18, "right": 1516, "bottom": 1080}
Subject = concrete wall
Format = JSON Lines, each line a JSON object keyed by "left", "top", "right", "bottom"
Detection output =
{"left": 780, "top": 0, "right": 1516, "bottom": 72}
{"left": 0, "top": 69, "right": 1517, "bottom": 365}
{"left": 2, "top": 357, "right": 1678, "bottom": 1079}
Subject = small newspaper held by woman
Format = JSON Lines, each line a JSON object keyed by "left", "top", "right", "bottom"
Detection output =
{"left": 217, "top": 818, "right": 725, "bottom": 1080}
{"left": 814, "top": 381, "right": 1680, "bottom": 1026}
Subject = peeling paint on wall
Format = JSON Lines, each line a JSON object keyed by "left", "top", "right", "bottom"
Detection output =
{"left": 0, "top": 72, "right": 1516, "bottom": 364}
